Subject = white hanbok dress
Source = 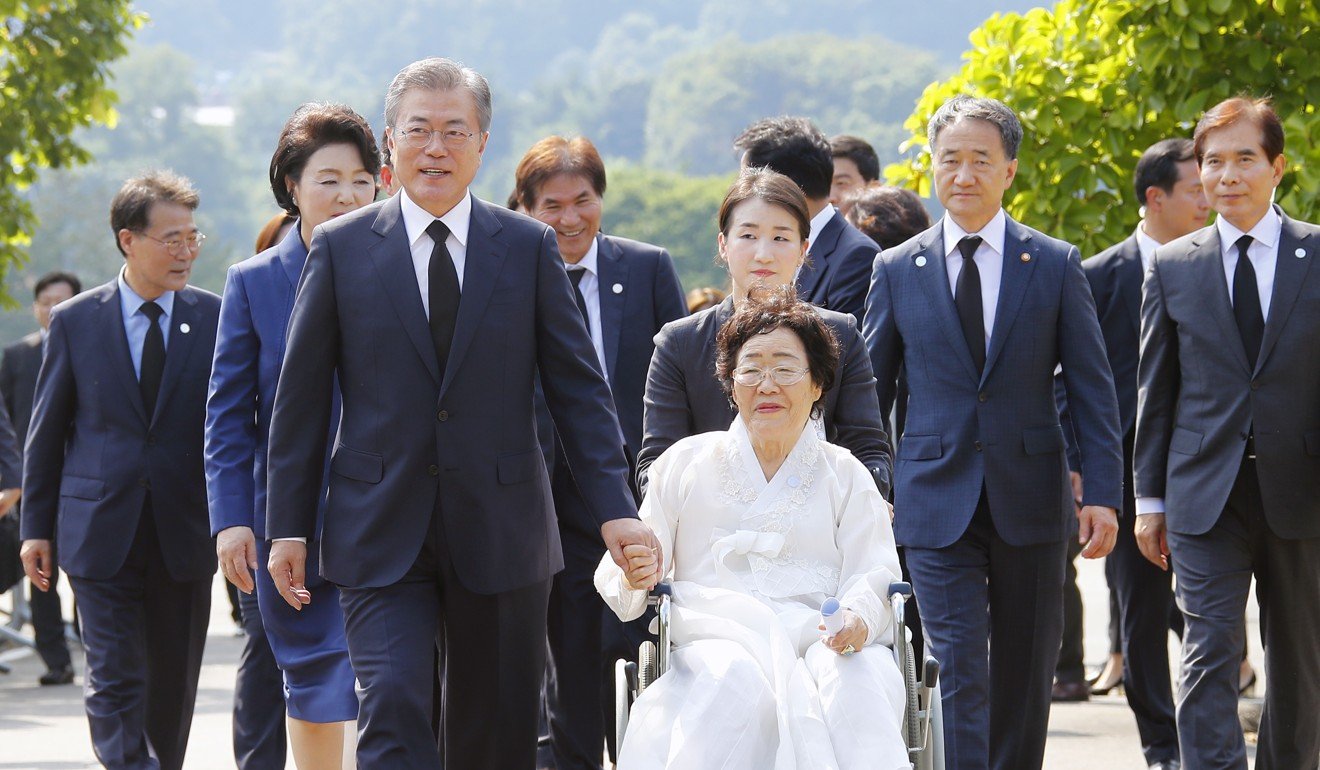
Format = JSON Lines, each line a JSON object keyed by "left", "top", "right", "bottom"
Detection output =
{"left": 596, "top": 419, "right": 908, "bottom": 770}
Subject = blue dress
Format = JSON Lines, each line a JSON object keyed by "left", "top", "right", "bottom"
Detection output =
{"left": 205, "top": 225, "right": 357, "bottom": 722}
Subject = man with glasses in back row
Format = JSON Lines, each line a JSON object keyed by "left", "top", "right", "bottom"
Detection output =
{"left": 21, "top": 171, "right": 220, "bottom": 770}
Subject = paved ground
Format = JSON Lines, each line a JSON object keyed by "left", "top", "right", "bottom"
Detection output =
{"left": 1, "top": 556, "right": 1264, "bottom": 769}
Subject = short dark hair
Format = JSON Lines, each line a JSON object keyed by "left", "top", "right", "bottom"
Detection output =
{"left": 830, "top": 135, "right": 880, "bottom": 182}
{"left": 109, "top": 170, "right": 200, "bottom": 256}
{"left": 514, "top": 135, "right": 607, "bottom": 211}
{"left": 718, "top": 167, "right": 811, "bottom": 242}
{"left": 505, "top": 189, "right": 521, "bottom": 212}
{"left": 734, "top": 116, "right": 833, "bottom": 200}
{"left": 1193, "top": 96, "right": 1285, "bottom": 164}
{"left": 715, "top": 286, "right": 839, "bottom": 419}
{"left": 269, "top": 102, "right": 380, "bottom": 217}
{"left": 927, "top": 95, "right": 1023, "bottom": 160}
{"left": 34, "top": 270, "right": 81, "bottom": 300}
{"left": 844, "top": 184, "right": 933, "bottom": 250}
{"left": 1133, "top": 138, "right": 1196, "bottom": 206}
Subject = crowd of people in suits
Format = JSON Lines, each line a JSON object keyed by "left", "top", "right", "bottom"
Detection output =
{"left": 2, "top": 53, "right": 1317, "bottom": 770}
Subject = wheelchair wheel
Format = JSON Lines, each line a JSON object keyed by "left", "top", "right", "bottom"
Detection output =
{"left": 638, "top": 640, "right": 659, "bottom": 693}
{"left": 902, "top": 640, "right": 922, "bottom": 750}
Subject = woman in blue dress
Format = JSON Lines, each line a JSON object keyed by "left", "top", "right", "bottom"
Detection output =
{"left": 206, "top": 102, "right": 380, "bottom": 769}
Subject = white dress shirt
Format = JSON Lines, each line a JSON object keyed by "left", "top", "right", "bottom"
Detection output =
{"left": 399, "top": 187, "right": 473, "bottom": 314}
{"left": 1134, "top": 208, "right": 1281, "bottom": 517}
{"left": 1135, "top": 222, "right": 1162, "bottom": 274}
{"left": 943, "top": 209, "right": 1008, "bottom": 352}
{"left": 806, "top": 204, "right": 835, "bottom": 257}
{"left": 566, "top": 238, "right": 609, "bottom": 379}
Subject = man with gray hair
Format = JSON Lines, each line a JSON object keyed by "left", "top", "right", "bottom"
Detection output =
{"left": 864, "top": 95, "right": 1123, "bottom": 769}
{"left": 265, "top": 57, "right": 658, "bottom": 769}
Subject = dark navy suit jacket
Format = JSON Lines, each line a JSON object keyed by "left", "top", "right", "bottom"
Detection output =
{"left": 797, "top": 210, "right": 879, "bottom": 321}
{"left": 538, "top": 233, "right": 686, "bottom": 533}
{"left": 1, "top": 332, "right": 42, "bottom": 443}
{"left": 266, "top": 195, "right": 637, "bottom": 594}
{"left": 205, "top": 227, "right": 336, "bottom": 553}
{"left": 865, "top": 216, "right": 1123, "bottom": 549}
{"left": 21, "top": 280, "right": 221, "bottom": 581}
{"left": 1135, "top": 210, "right": 1320, "bottom": 538}
{"left": 638, "top": 296, "right": 892, "bottom": 498}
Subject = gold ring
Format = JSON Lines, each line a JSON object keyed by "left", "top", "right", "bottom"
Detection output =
{"left": 842, "top": 644, "right": 856, "bottom": 656}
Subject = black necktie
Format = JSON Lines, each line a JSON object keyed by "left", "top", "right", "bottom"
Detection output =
{"left": 426, "top": 220, "right": 461, "bottom": 380}
{"left": 139, "top": 301, "right": 166, "bottom": 417}
{"left": 1232, "top": 234, "right": 1264, "bottom": 369}
{"left": 954, "top": 235, "right": 986, "bottom": 375}
{"left": 566, "top": 266, "right": 590, "bottom": 323}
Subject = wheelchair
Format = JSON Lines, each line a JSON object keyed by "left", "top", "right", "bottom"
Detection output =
{"left": 612, "top": 581, "right": 945, "bottom": 770}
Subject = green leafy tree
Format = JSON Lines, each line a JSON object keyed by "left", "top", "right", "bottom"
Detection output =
{"left": 1, "top": 0, "right": 142, "bottom": 298}
{"left": 885, "top": 0, "right": 1320, "bottom": 256}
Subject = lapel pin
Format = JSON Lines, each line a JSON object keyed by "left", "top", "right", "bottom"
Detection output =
{"left": 612, "top": 283, "right": 623, "bottom": 294}
{"left": 1021, "top": 252, "right": 1032, "bottom": 262}
{"left": 915, "top": 256, "right": 927, "bottom": 268}
{"left": 1296, "top": 248, "right": 1307, "bottom": 258}
{"left": 180, "top": 323, "right": 191, "bottom": 334}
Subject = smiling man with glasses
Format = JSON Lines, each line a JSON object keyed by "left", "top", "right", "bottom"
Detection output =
{"left": 20, "top": 170, "right": 222, "bottom": 770}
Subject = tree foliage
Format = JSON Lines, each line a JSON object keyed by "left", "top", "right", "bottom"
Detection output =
{"left": 1, "top": 0, "right": 142, "bottom": 295}
{"left": 885, "top": 0, "right": 1320, "bottom": 256}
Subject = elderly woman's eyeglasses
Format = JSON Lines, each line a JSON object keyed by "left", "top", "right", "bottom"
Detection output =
{"left": 731, "top": 365, "right": 809, "bottom": 387}
{"left": 396, "top": 127, "right": 478, "bottom": 150}
{"left": 136, "top": 231, "right": 206, "bottom": 255}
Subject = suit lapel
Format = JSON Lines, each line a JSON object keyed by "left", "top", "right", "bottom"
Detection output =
{"left": 151, "top": 289, "right": 200, "bottom": 425}
{"left": 100, "top": 283, "right": 149, "bottom": 426}
{"left": 368, "top": 196, "right": 440, "bottom": 384}
{"left": 596, "top": 235, "right": 627, "bottom": 384}
{"left": 798, "top": 211, "right": 842, "bottom": 300}
{"left": 1187, "top": 228, "right": 1251, "bottom": 374}
{"left": 983, "top": 219, "right": 1037, "bottom": 381}
{"left": 1256, "top": 213, "right": 1315, "bottom": 373}
{"left": 275, "top": 227, "right": 308, "bottom": 358}
{"left": 914, "top": 226, "right": 980, "bottom": 381}
{"left": 440, "top": 197, "right": 507, "bottom": 400}
{"left": 1117, "top": 236, "right": 1145, "bottom": 336}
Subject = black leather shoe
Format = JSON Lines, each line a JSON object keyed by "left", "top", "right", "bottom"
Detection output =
{"left": 1148, "top": 760, "right": 1181, "bottom": 770}
{"left": 1051, "top": 679, "right": 1090, "bottom": 702}
{"left": 39, "top": 665, "right": 74, "bottom": 685}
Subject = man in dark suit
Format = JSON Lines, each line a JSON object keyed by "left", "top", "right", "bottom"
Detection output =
{"left": 864, "top": 95, "right": 1123, "bottom": 770}
{"left": 829, "top": 134, "right": 880, "bottom": 212}
{"left": 735, "top": 116, "right": 879, "bottom": 321}
{"left": 264, "top": 59, "right": 657, "bottom": 770}
{"left": 513, "top": 135, "right": 687, "bottom": 770}
{"left": 0, "top": 270, "right": 80, "bottom": 686}
{"left": 20, "top": 172, "right": 220, "bottom": 770}
{"left": 1135, "top": 96, "right": 1320, "bottom": 770}
{"left": 1059, "top": 138, "right": 1207, "bottom": 766}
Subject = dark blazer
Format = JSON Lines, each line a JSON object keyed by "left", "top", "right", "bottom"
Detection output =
{"left": 638, "top": 295, "right": 892, "bottom": 497}
{"left": 865, "top": 216, "right": 1123, "bottom": 548}
{"left": 206, "top": 227, "right": 336, "bottom": 544}
{"left": 1134, "top": 209, "right": 1320, "bottom": 538}
{"left": 266, "top": 195, "right": 637, "bottom": 594}
{"left": 0, "top": 398, "right": 19, "bottom": 489}
{"left": 796, "top": 209, "right": 879, "bottom": 321}
{"left": 0, "top": 332, "right": 42, "bottom": 443}
{"left": 20, "top": 280, "right": 221, "bottom": 581}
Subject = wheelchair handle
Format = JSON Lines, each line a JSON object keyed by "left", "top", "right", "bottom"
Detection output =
{"left": 888, "top": 580, "right": 912, "bottom": 599}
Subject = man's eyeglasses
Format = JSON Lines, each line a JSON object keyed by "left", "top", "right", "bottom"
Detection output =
{"left": 731, "top": 365, "right": 810, "bottom": 387}
{"left": 396, "top": 127, "right": 479, "bottom": 150}
{"left": 137, "top": 231, "right": 206, "bottom": 255}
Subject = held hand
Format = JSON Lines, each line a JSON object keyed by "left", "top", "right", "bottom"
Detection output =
{"left": 602, "top": 517, "right": 662, "bottom": 587}
{"left": 1068, "top": 472, "right": 1084, "bottom": 512}
{"left": 268, "top": 540, "right": 311, "bottom": 611}
{"left": 1134, "top": 513, "right": 1171, "bottom": 571}
{"left": 819, "top": 609, "right": 868, "bottom": 655}
{"left": 1077, "top": 505, "right": 1118, "bottom": 559}
{"left": 621, "top": 543, "right": 660, "bottom": 591}
{"left": 20, "top": 539, "right": 53, "bottom": 592}
{"left": 217, "top": 526, "right": 258, "bottom": 595}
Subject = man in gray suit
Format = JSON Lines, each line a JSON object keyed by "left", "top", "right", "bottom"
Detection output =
{"left": 1135, "top": 96, "right": 1320, "bottom": 770}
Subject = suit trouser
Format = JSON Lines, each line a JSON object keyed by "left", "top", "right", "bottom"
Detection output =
{"left": 1057, "top": 536, "right": 1085, "bottom": 682}
{"left": 905, "top": 495, "right": 1067, "bottom": 770}
{"left": 69, "top": 502, "right": 211, "bottom": 770}
{"left": 233, "top": 586, "right": 287, "bottom": 769}
{"left": 28, "top": 533, "right": 73, "bottom": 671}
{"left": 339, "top": 509, "right": 552, "bottom": 770}
{"left": 1168, "top": 456, "right": 1320, "bottom": 770}
{"left": 543, "top": 525, "right": 607, "bottom": 770}
{"left": 1111, "top": 440, "right": 1178, "bottom": 765}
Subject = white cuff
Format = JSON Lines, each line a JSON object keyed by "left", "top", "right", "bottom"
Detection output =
{"left": 272, "top": 537, "right": 308, "bottom": 543}
{"left": 1135, "top": 497, "right": 1165, "bottom": 515}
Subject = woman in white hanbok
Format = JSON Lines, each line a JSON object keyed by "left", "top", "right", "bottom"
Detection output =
{"left": 597, "top": 288, "right": 909, "bottom": 770}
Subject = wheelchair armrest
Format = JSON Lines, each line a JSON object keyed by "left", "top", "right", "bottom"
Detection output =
{"left": 887, "top": 580, "right": 912, "bottom": 599}
{"left": 651, "top": 583, "right": 672, "bottom": 597}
